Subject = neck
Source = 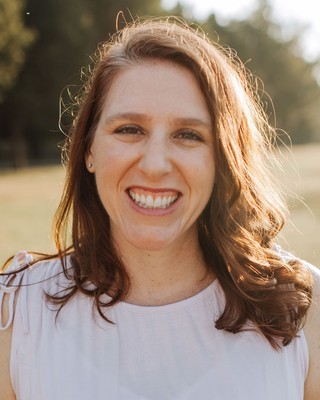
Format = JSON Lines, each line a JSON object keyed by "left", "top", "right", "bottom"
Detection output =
{"left": 112, "top": 232, "right": 214, "bottom": 306}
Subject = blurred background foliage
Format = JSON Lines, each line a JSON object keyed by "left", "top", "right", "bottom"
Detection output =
{"left": 0, "top": 0, "right": 319, "bottom": 168}
{"left": 0, "top": 0, "right": 35, "bottom": 102}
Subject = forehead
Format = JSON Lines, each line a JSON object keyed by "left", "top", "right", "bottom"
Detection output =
{"left": 100, "top": 61, "right": 211, "bottom": 122}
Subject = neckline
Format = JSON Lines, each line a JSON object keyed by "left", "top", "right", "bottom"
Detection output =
{"left": 118, "top": 279, "right": 219, "bottom": 313}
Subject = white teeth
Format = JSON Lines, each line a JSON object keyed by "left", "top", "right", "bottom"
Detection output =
{"left": 154, "top": 196, "right": 162, "bottom": 207}
{"left": 161, "top": 197, "right": 168, "bottom": 208}
{"left": 146, "top": 195, "right": 153, "bottom": 207}
{"left": 129, "top": 191, "right": 178, "bottom": 209}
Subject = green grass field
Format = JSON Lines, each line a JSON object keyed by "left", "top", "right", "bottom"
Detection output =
{"left": 0, "top": 143, "right": 319, "bottom": 267}
{"left": 276, "top": 143, "right": 319, "bottom": 266}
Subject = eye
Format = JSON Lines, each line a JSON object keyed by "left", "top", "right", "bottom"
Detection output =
{"left": 114, "top": 125, "right": 144, "bottom": 135}
{"left": 175, "top": 129, "right": 204, "bottom": 142}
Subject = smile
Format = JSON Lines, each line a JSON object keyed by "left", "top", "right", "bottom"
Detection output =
{"left": 128, "top": 189, "right": 179, "bottom": 209}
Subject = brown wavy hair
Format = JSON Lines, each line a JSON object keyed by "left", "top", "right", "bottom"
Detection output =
{"left": 8, "top": 17, "right": 314, "bottom": 348}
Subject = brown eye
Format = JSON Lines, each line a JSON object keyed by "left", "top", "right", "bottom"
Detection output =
{"left": 114, "top": 125, "right": 143, "bottom": 135}
{"left": 175, "top": 130, "right": 204, "bottom": 142}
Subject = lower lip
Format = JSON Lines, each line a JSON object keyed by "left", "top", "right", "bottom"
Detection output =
{"left": 126, "top": 192, "right": 181, "bottom": 216}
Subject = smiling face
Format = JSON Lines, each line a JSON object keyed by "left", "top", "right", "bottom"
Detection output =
{"left": 86, "top": 61, "right": 215, "bottom": 252}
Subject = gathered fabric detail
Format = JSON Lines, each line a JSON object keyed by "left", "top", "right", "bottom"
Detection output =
{"left": 0, "top": 251, "right": 33, "bottom": 332}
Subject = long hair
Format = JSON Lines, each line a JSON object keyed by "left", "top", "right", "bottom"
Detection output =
{"left": 12, "top": 17, "right": 315, "bottom": 347}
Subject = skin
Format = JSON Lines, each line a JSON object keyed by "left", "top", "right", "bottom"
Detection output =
{"left": 0, "top": 294, "right": 16, "bottom": 399}
{"left": 0, "top": 61, "right": 319, "bottom": 398}
{"left": 304, "top": 263, "right": 320, "bottom": 399}
{"left": 86, "top": 61, "right": 216, "bottom": 305}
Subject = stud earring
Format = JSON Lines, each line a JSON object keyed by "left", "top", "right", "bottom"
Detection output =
{"left": 87, "top": 162, "right": 93, "bottom": 168}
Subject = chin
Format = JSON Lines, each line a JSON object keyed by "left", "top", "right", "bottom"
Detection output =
{"left": 127, "top": 233, "right": 175, "bottom": 252}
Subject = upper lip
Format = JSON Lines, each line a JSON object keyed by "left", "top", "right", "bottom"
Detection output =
{"left": 126, "top": 186, "right": 181, "bottom": 194}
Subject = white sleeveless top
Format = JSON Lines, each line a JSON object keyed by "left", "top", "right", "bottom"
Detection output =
{"left": 0, "top": 252, "right": 308, "bottom": 400}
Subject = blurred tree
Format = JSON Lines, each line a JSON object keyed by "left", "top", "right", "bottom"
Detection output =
{"left": 201, "top": 0, "right": 320, "bottom": 144}
{"left": 0, "top": 0, "right": 35, "bottom": 101}
{"left": 1, "top": 0, "right": 320, "bottom": 168}
{"left": 0, "top": 0, "right": 163, "bottom": 167}
{"left": 89, "top": 0, "right": 163, "bottom": 44}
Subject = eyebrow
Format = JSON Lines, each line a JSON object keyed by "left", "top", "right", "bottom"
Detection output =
{"left": 103, "top": 112, "right": 212, "bottom": 129}
{"left": 103, "top": 112, "right": 149, "bottom": 126}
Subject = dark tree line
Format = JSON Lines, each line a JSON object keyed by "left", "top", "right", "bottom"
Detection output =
{"left": 0, "top": 0, "right": 319, "bottom": 167}
{"left": 201, "top": 1, "right": 320, "bottom": 144}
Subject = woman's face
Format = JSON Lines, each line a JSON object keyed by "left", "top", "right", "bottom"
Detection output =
{"left": 87, "top": 61, "right": 215, "bottom": 251}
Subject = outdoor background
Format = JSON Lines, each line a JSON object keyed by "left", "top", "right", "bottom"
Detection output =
{"left": 0, "top": 0, "right": 319, "bottom": 266}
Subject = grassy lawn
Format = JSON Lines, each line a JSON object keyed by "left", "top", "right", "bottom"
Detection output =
{"left": 0, "top": 143, "right": 319, "bottom": 267}
{"left": 0, "top": 165, "right": 65, "bottom": 265}
{"left": 276, "top": 143, "right": 320, "bottom": 266}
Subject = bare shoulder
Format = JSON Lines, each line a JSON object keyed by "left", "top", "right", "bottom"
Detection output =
{"left": 304, "top": 262, "right": 320, "bottom": 400}
{"left": 0, "top": 293, "right": 16, "bottom": 400}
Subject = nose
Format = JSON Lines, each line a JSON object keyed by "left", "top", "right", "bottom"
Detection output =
{"left": 138, "top": 133, "right": 172, "bottom": 179}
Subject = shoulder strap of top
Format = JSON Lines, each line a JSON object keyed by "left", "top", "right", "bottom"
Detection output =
{"left": 0, "top": 251, "right": 33, "bottom": 331}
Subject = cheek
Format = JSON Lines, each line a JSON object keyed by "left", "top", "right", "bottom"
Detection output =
{"left": 197, "top": 156, "right": 215, "bottom": 203}
{"left": 91, "top": 144, "right": 132, "bottom": 202}
{"left": 91, "top": 140, "right": 121, "bottom": 176}
{"left": 203, "top": 147, "right": 215, "bottom": 180}
{"left": 193, "top": 152, "right": 215, "bottom": 184}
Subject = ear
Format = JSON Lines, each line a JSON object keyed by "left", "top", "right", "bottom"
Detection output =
{"left": 85, "top": 151, "right": 95, "bottom": 173}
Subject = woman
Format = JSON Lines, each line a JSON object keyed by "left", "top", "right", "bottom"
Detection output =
{"left": 0, "top": 17, "right": 319, "bottom": 400}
